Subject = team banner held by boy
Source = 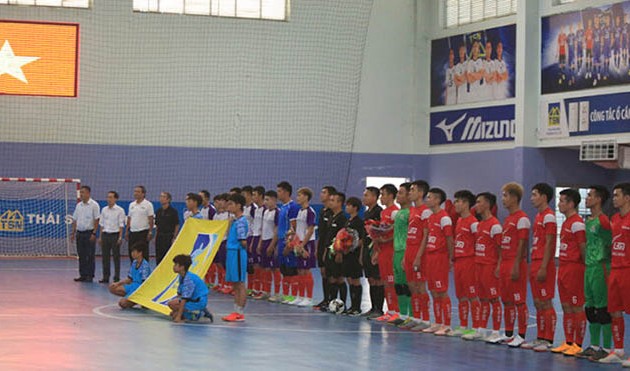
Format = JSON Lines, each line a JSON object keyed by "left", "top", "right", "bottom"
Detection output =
{"left": 128, "top": 219, "right": 228, "bottom": 315}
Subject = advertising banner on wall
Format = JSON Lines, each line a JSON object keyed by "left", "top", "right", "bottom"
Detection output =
{"left": 431, "top": 24, "right": 516, "bottom": 107}
{"left": 430, "top": 105, "right": 515, "bottom": 145}
{"left": 539, "top": 91, "right": 630, "bottom": 138}
{"left": 541, "top": 1, "right": 630, "bottom": 94}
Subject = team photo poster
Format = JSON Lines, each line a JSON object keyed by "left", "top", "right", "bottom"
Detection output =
{"left": 542, "top": 0, "right": 630, "bottom": 94}
{"left": 430, "top": 24, "right": 516, "bottom": 107}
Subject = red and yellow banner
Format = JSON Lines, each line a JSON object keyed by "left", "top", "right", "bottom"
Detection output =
{"left": 0, "top": 20, "right": 79, "bottom": 97}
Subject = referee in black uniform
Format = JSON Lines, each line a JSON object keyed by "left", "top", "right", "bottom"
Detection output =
{"left": 314, "top": 186, "right": 336, "bottom": 310}
{"left": 155, "top": 192, "right": 180, "bottom": 265}
{"left": 323, "top": 192, "right": 348, "bottom": 311}
{"left": 361, "top": 187, "right": 385, "bottom": 319}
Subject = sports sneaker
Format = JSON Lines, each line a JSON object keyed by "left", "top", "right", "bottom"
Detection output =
{"left": 410, "top": 321, "right": 431, "bottom": 332}
{"left": 348, "top": 309, "right": 362, "bottom": 317}
{"left": 374, "top": 313, "right": 392, "bottom": 322}
{"left": 367, "top": 311, "right": 385, "bottom": 320}
{"left": 361, "top": 309, "right": 374, "bottom": 317}
{"left": 563, "top": 343, "right": 582, "bottom": 356}
{"left": 387, "top": 314, "right": 404, "bottom": 326}
{"left": 298, "top": 298, "right": 313, "bottom": 307}
{"left": 434, "top": 325, "right": 453, "bottom": 336}
{"left": 521, "top": 339, "right": 544, "bottom": 350}
{"left": 550, "top": 342, "right": 572, "bottom": 354}
{"left": 447, "top": 327, "right": 466, "bottom": 337}
{"left": 575, "top": 346, "right": 598, "bottom": 359}
{"left": 202, "top": 308, "right": 214, "bottom": 323}
{"left": 288, "top": 297, "right": 302, "bottom": 305}
{"left": 221, "top": 312, "right": 245, "bottom": 322}
{"left": 589, "top": 348, "right": 609, "bottom": 362}
{"left": 462, "top": 328, "right": 485, "bottom": 341}
{"left": 507, "top": 334, "right": 525, "bottom": 348}
{"left": 422, "top": 323, "right": 442, "bottom": 334}
{"left": 622, "top": 358, "right": 630, "bottom": 368}
{"left": 312, "top": 300, "right": 326, "bottom": 310}
{"left": 599, "top": 351, "right": 626, "bottom": 364}
{"left": 281, "top": 295, "right": 295, "bottom": 304}
{"left": 485, "top": 331, "right": 507, "bottom": 344}
{"left": 397, "top": 318, "right": 415, "bottom": 329}
{"left": 533, "top": 340, "right": 552, "bottom": 353}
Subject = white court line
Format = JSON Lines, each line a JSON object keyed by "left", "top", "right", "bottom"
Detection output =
{"left": 0, "top": 313, "right": 94, "bottom": 318}
{"left": 0, "top": 268, "right": 75, "bottom": 271}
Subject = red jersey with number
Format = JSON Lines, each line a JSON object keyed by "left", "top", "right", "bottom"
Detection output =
{"left": 532, "top": 208, "right": 557, "bottom": 261}
{"left": 455, "top": 214, "right": 478, "bottom": 259}
{"left": 379, "top": 204, "right": 399, "bottom": 251}
{"left": 406, "top": 204, "right": 431, "bottom": 249}
{"left": 611, "top": 212, "right": 630, "bottom": 268}
{"left": 501, "top": 210, "right": 531, "bottom": 261}
{"left": 559, "top": 213, "right": 586, "bottom": 263}
{"left": 425, "top": 209, "right": 453, "bottom": 254}
{"left": 475, "top": 216, "right": 503, "bottom": 265}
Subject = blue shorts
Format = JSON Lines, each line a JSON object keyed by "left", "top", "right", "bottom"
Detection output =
{"left": 182, "top": 296, "right": 208, "bottom": 321}
{"left": 124, "top": 282, "right": 140, "bottom": 297}
{"left": 226, "top": 248, "right": 247, "bottom": 283}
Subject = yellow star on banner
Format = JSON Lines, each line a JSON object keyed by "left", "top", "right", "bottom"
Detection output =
{"left": 0, "top": 40, "right": 40, "bottom": 84}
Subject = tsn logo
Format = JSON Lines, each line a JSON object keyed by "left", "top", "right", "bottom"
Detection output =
{"left": 559, "top": 243, "right": 568, "bottom": 252}
{"left": 502, "top": 236, "right": 512, "bottom": 245}
{"left": 455, "top": 241, "right": 465, "bottom": 249}
{"left": 408, "top": 227, "right": 418, "bottom": 235}
{"left": 428, "top": 236, "right": 437, "bottom": 244}
{"left": 613, "top": 242, "right": 626, "bottom": 252}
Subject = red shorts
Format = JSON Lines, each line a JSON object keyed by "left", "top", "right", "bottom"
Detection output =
{"left": 476, "top": 263, "right": 500, "bottom": 300}
{"left": 454, "top": 256, "right": 477, "bottom": 299}
{"left": 529, "top": 259, "right": 556, "bottom": 301}
{"left": 557, "top": 262, "right": 585, "bottom": 306}
{"left": 425, "top": 252, "right": 449, "bottom": 293}
{"left": 608, "top": 267, "right": 630, "bottom": 313}
{"left": 404, "top": 245, "right": 425, "bottom": 282}
{"left": 499, "top": 260, "right": 528, "bottom": 304}
{"left": 377, "top": 248, "right": 394, "bottom": 285}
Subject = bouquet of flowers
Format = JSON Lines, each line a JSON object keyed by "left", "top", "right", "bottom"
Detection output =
{"left": 331, "top": 228, "right": 360, "bottom": 254}
{"left": 364, "top": 219, "right": 394, "bottom": 241}
{"left": 287, "top": 232, "right": 309, "bottom": 258}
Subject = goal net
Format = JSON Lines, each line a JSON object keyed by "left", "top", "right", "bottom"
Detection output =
{"left": 0, "top": 178, "right": 80, "bottom": 257}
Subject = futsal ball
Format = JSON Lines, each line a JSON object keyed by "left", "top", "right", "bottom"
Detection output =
{"left": 328, "top": 299, "right": 345, "bottom": 314}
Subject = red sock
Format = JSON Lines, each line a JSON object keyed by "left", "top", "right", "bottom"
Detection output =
{"left": 481, "top": 301, "right": 490, "bottom": 328}
{"left": 291, "top": 276, "right": 300, "bottom": 296}
{"left": 516, "top": 303, "right": 528, "bottom": 337}
{"left": 442, "top": 296, "right": 452, "bottom": 326}
{"left": 564, "top": 312, "right": 575, "bottom": 343}
{"left": 305, "top": 272, "right": 314, "bottom": 298}
{"left": 385, "top": 285, "right": 399, "bottom": 312}
{"left": 612, "top": 316, "right": 625, "bottom": 349}
{"left": 247, "top": 272, "right": 253, "bottom": 290}
{"left": 433, "top": 296, "right": 443, "bottom": 324}
{"left": 263, "top": 270, "right": 271, "bottom": 293}
{"left": 537, "top": 309, "right": 545, "bottom": 339}
{"left": 546, "top": 307, "right": 557, "bottom": 342}
{"left": 459, "top": 300, "right": 469, "bottom": 328}
{"left": 504, "top": 304, "right": 516, "bottom": 333}
{"left": 574, "top": 311, "right": 586, "bottom": 346}
{"left": 471, "top": 300, "right": 481, "bottom": 328}
{"left": 218, "top": 266, "right": 225, "bottom": 287}
{"left": 254, "top": 269, "right": 262, "bottom": 292}
{"left": 411, "top": 294, "right": 422, "bottom": 319}
{"left": 420, "top": 293, "right": 431, "bottom": 321}
{"left": 491, "top": 301, "right": 502, "bottom": 331}
{"left": 273, "top": 270, "right": 281, "bottom": 295}
{"left": 282, "top": 275, "right": 289, "bottom": 296}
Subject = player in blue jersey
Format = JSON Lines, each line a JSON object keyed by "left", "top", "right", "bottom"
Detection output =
{"left": 602, "top": 15, "right": 611, "bottom": 80}
{"left": 576, "top": 22, "right": 585, "bottom": 74}
{"left": 184, "top": 193, "right": 203, "bottom": 220}
{"left": 593, "top": 17, "right": 602, "bottom": 83}
{"left": 109, "top": 242, "right": 151, "bottom": 309}
{"left": 222, "top": 193, "right": 250, "bottom": 322}
{"left": 614, "top": 15, "right": 623, "bottom": 70}
{"left": 168, "top": 254, "right": 213, "bottom": 323}
{"left": 567, "top": 25, "right": 576, "bottom": 86}
{"left": 276, "top": 181, "right": 301, "bottom": 304}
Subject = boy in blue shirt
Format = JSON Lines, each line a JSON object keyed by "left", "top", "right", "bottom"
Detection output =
{"left": 109, "top": 242, "right": 151, "bottom": 309}
{"left": 222, "top": 193, "right": 250, "bottom": 322}
{"left": 168, "top": 254, "right": 213, "bottom": 323}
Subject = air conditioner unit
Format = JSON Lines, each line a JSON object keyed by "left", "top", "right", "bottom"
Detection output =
{"left": 580, "top": 140, "right": 630, "bottom": 169}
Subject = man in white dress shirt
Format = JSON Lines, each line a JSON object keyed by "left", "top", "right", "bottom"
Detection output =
{"left": 71, "top": 186, "right": 100, "bottom": 282}
{"left": 98, "top": 191, "right": 125, "bottom": 283}
{"left": 125, "top": 185, "right": 154, "bottom": 263}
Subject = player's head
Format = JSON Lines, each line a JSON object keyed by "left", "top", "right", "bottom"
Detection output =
{"left": 476, "top": 192, "right": 496, "bottom": 216}
{"left": 379, "top": 184, "right": 398, "bottom": 205}
{"left": 159, "top": 191, "right": 172, "bottom": 205}
{"left": 296, "top": 187, "right": 313, "bottom": 206}
{"left": 502, "top": 182, "right": 524, "bottom": 209}
{"left": 454, "top": 190, "right": 475, "bottom": 215}
{"left": 586, "top": 185, "right": 610, "bottom": 209}
{"left": 229, "top": 187, "right": 242, "bottom": 195}
{"left": 264, "top": 190, "right": 278, "bottom": 209}
{"left": 186, "top": 192, "right": 202, "bottom": 211}
{"left": 133, "top": 185, "right": 146, "bottom": 200}
{"left": 485, "top": 41, "right": 492, "bottom": 60}
{"left": 459, "top": 44, "right": 467, "bottom": 60}
{"left": 330, "top": 192, "right": 346, "bottom": 212}
{"left": 448, "top": 49, "right": 455, "bottom": 66}
{"left": 172, "top": 254, "right": 192, "bottom": 274}
{"left": 397, "top": 182, "right": 411, "bottom": 206}
{"left": 227, "top": 193, "right": 246, "bottom": 213}
{"left": 496, "top": 41, "right": 503, "bottom": 57}
{"left": 363, "top": 186, "right": 380, "bottom": 207}
{"left": 242, "top": 185, "right": 253, "bottom": 203}
{"left": 320, "top": 186, "right": 337, "bottom": 204}
{"left": 199, "top": 190, "right": 210, "bottom": 206}
{"left": 276, "top": 181, "right": 293, "bottom": 202}
{"left": 107, "top": 190, "right": 119, "bottom": 205}
{"left": 79, "top": 185, "right": 91, "bottom": 201}
{"left": 130, "top": 242, "right": 146, "bottom": 261}
{"left": 613, "top": 183, "right": 630, "bottom": 210}
{"left": 558, "top": 188, "right": 581, "bottom": 214}
{"left": 345, "top": 197, "right": 361, "bottom": 215}
{"left": 531, "top": 183, "right": 554, "bottom": 209}
{"left": 426, "top": 187, "right": 447, "bottom": 209}
{"left": 252, "top": 186, "right": 265, "bottom": 204}
{"left": 409, "top": 180, "right": 430, "bottom": 203}
{"left": 472, "top": 41, "right": 480, "bottom": 59}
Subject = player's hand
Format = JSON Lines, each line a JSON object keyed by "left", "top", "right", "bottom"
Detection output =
{"left": 97, "top": 237, "right": 102, "bottom": 245}
{"left": 125, "top": 234, "right": 129, "bottom": 242}
{"left": 401, "top": 256, "right": 406, "bottom": 270}
{"left": 510, "top": 265, "right": 519, "bottom": 281}
{"left": 70, "top": 234, "right": 75, "bottom": 242}
{"left": 89, "top": 234, "right": 96, "bottom": 243}
{"left": 536, "top": 268, "right": 547, "bottom": 282}
{"left": 494, "top": 266, "right": 500, "bottom": 279}
{"left": 147, "top": 232, "right": 153, "bottom": 241}
{"left": 174, "top": 315, "right": 183, "bottom": 323}
{"left": 257, "top": 247, "right": 262, "bottom": 255}
{"left": 335, "top": 253, "right": 343, "bottom": 264}
{"left": 412, "top": 257, "right": 421, "bottom": 273}
{"left": 371, "top": 250, "right": 379, "bottom": 266}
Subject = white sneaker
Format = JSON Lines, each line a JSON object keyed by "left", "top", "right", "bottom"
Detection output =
{"left": 297, "top": 298, "right": 313, "bottom": 307}
{"left": 532, "top": 340, "right": 552, "bottom": 352}
{"left": 599, "top": 351, "right": 626, "bottom": 364}
{"left": 448, "top": 327, "right": 465, "bottom": 337}
{"left": 485, "top": 331, "right": 507, "bottom": 344}
{"left": 289, "top": 297, "right": 302, "bottom": 305}
{"left": 507, "top": 334, "right": 525, "bottom": 348}
{"left": 462, "top": 328, "right": 485, "bottom": 341}
{"left": 434, "top": 325, "right": 452, "bottom": 336}
{"left": 622, "top": 357, "right": 630, "bottom": 368}
{"left": 422, "top": 323, "right": 442, "bottom": 334}
{"left": 521, "top": 339, "right": 544, "bottom": 350}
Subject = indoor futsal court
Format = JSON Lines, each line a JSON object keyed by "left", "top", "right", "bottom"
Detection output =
{"left": 2, "top": 0, "right": 630, "bottom": 370}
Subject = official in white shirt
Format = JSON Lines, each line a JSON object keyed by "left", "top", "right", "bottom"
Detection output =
{"left": 125, "top": 185, "right": 154, "bottom": 262}
{"left": 98, "top": 191, "right": 125, "bottom": 283}
{"left": 71, "top": 186, "right": 100, "bottom": 282}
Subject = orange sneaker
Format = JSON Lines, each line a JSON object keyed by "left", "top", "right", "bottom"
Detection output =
{"left": 551, "top": 342, "right": 572, "bottom": 354}
{"left": 222, "top": 312, "right": 245, "bottom": 322}
{"left": 374, "top": 313, "right": 392, "bottom": 322}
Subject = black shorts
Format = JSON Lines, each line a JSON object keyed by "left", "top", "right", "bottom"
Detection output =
{"left": 325, "top": 255, "right": 344, "bottom": 279}
{"left": 362, "top": 247, "right": 380, "bottom": 279}
{"left": 317, "top": 243, "right": 328, "bottom": 268}
{"left": 586, "top": 48, "right": 592, "bottom": 58}
{"left": 342, "top": 251, "right": 362, "bottom": 279}
{"left": 280, "top": 264, "right": 298, "bottom": 277}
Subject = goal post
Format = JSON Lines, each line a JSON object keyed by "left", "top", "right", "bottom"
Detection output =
{"left": 0, "top": 178, "right": 81, "bottom": 257}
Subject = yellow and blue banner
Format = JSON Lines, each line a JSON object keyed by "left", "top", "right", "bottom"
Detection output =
{"left": 128, "top": 218, "right": 228, "bottom": 315}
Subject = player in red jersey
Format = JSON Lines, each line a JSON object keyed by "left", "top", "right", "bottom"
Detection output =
{"left": 522, "top": 183, "right": 557, "bottom": 352}
{"left": 551, "top": 189, "right": 587, "bottom": 356}
{"left": 372, "top": 184, "right": 400, "bottom": 322}
{"left": 599, "top": 183, "right": 630, "bottom": 365}
{"left": 499, "top": 182, "right": 531, "bottom": 347}
{"left": 403, "top": 180, "right": 433, "bottom": 331}
{"left": 451, "top": 190, "right": 481, "bottom": 338}
{"left": 413, "top": 188, "right": 454, "bottom": 335}
{"left": 462, "top": 192, "right": 503, "bottom": 342}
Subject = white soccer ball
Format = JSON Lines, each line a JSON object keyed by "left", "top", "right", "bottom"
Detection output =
{"left": 328, "top": 299, "right": 345, "bottom": 314}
